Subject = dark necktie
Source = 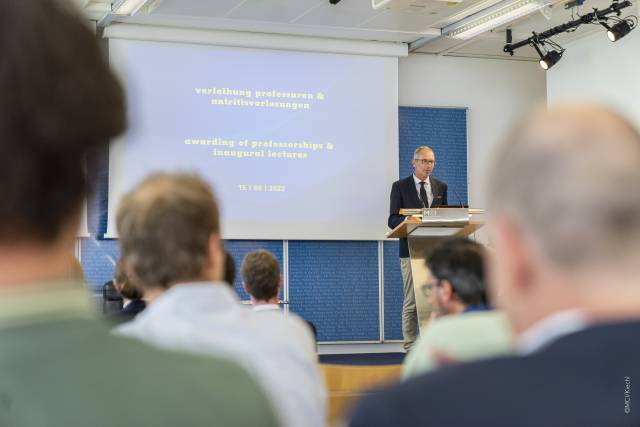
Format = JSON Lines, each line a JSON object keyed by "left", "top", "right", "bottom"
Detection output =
{"left": 419, "top": 181, "right": 429, "bottom": 208}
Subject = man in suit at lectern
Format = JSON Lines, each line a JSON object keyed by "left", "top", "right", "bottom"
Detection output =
{"left": 388, "top": 146, "right": 448, "bottom": 351}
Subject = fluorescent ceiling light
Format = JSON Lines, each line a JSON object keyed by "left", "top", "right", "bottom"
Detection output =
{"left": 111, "top": 0, "right": 153, "bottom": 16}
{"left": 442, "top": 0, "right": 506, "bottom": 26}
{"left": 443, "top": 0, "right": 550, "bottom": 40}
{"left": 371, "top": 0, "right": 393, "bottom": 9}
{"left": 372, "top": 0, "right": 462, "bottom": 11}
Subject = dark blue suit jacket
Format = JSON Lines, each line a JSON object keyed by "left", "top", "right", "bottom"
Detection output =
{"left": 107, "top": 299, "right": 146, "bottom": 325}
{"left": 388, "top": 175, "right": 448, "bottom": 258}
{"left": 350, "top": 320, "right": 640, "bottom": 427}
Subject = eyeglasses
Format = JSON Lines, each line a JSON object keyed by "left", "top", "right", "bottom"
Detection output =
{"left": 414, "top": 159, "right": 435, "bottom": 165}
{"left": 421, "top": 280, "right": 440, "bottom": 298}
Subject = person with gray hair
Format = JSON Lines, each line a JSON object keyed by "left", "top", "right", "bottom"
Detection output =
{"left": 351, "top": 104, "right": 640, "bottom": 426}
{"left": 388, "top": 145, "right": 448, "bottom": 350}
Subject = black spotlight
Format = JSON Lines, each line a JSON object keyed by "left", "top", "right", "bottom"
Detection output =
{"left": 605, "top": 20, "right": 633, "bottom": 41}
{"left": 539, "top": 49, "right": 563, "bottom": 70}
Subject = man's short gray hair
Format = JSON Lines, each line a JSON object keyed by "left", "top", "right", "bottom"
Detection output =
{"left": 488, "top": 104, "right": 640, "bottom": 269}
{"left": 413, "top": 146, "right": 434, "bottom": 159}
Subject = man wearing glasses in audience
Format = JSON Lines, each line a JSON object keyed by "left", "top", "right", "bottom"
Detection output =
{"left": 388, "top": 146, "right": 448, "bottom": 351}
{"left": 401, "top": 238, "right": 513, "bottom": 379}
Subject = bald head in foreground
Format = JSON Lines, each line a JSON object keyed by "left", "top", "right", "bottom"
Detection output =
{"left": 350, "top": 104, "right": 640, "bottom": 427}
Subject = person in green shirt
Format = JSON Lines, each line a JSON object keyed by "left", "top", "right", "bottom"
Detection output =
{"left": 402, "top": 238, "right": 513, "bottom": 379}
{"left": 0, "top": 2, "right": 278, "bottom": 426}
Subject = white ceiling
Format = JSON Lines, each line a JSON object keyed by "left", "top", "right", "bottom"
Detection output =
{"left": 81, "top": 0, "right": 638, "bottom": 60}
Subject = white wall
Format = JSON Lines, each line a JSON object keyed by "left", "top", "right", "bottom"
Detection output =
{"left": 399, "top": 54, "right": 547, "bottom": 209}
{"left": 547, "top": 28, "right": 640, "bottom": 126}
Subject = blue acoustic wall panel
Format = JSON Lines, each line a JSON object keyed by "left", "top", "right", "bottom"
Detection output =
{"left": 225, "top": 240, "right": 283, "bottom": 300}
{"left": 382, "top": 240, "right": 403, "bottom": 341}
{"left": 81, "top": 238, "right": 120, "bottom": 292}
{"left": 399, "top": 107, "right": 468, "bottom": 206}
{"left": 288, "top": 241, "right": 380, "bottom": 342}
{"left": 82, "top": 148, "right": 118, "bottom": 292}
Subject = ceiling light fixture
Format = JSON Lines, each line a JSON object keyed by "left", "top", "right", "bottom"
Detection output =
{"left": 602, "top": 18, "right": 636, "bottom": 41}
{"left": 442, "top": 0, "right": 551, "bottom": 40}
{"left": 539, "top": 49, "right": 563, "bottom": 69}
{"left": 111, "top": 0, "right": 156, "bottom": 16}
{"left": 531, "top": 38, "right": 564, "bottom": 70}
{"left": 504, "top": 0, "right": 635, "bottom": 69}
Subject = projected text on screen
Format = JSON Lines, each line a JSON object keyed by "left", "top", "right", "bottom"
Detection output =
{"left": 108, "top": 39, "right": 398, "bottom": 239}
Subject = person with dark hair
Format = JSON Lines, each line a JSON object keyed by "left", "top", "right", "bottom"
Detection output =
{"left": 425, "top": 237, "right": 489, "bottom": 316}
{"left": 0, "top": 2, "right": 278, "bottom": 426}
{"left": 108, "top": 259, "right": 146, "bottom": 324}
{"left": 401, "top": 238, "right": 513, "bottom": 378}
{"left": 115, "top": 173, "right": 326, "bottom": 427}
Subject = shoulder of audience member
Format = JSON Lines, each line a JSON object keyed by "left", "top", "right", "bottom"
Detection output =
{"left": 402, "top": 311, "right": 513, "bottom": 379}
{"left": 352, "top": 353, "right": 530, "bottom": 427}
{"left": 251, "top": 309, "right": 316, "bottom": 347}
{"left": 424, "top": 310, "right": 514, "bottom": 343}
{"left": 111, "top": 317, "right": 141, "bottom": 337}
{"left": 104, "top": 332, "right": 279, "bottom": 426}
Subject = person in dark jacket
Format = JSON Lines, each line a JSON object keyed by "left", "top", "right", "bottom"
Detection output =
{"left": 388, "top": 145, "right": 448, "bottom": 350}
{"left": 109, "top": 259, "right": 146, "bottom": 324}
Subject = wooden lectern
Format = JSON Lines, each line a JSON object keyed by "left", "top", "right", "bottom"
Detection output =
{"left": 386, "top": 208, "right": 485, "bottom": 332}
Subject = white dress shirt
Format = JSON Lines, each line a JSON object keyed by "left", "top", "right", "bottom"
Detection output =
{"left": 516, "top": 309, "right": 589, "bottom": 355}
{"left": 115, "top": 282, "right": 326, "bottom": 427}
{"left": 252, "top": 303, "right": 281, "bottom": 312}
{"left": 413, "top": 174, "right": 433, "bottom": 207}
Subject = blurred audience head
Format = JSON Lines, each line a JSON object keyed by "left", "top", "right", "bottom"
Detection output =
{"left": 487, "top": 104, "right": 640, "bottom": 333}
{"left": 0, "top": 0, "right": 124, "bottom": 287}
{"left": 117, "top": 173, "right": 223, "bottom": 294}
{"left": 425, "top": 238, "right": 487, "bottom": 316}
{"left": 0, "top": 0, "right": 124, "bottom": 246}
{"left": 241, "top": 250, "right": 281, "bottom": 303}
{"left": 113, "top": 258, "right": 143, "bottom": 301}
